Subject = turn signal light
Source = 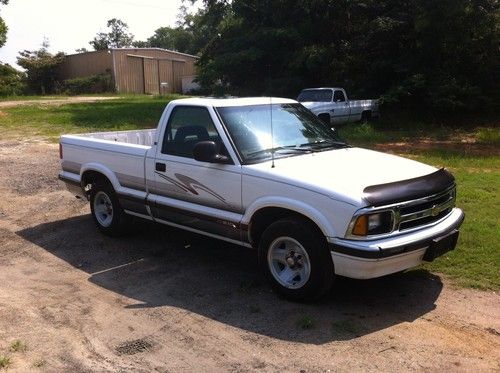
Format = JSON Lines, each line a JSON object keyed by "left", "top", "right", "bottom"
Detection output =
{"left": 350, "top": 211, "right": 394, "bottom": 237}
{"left": 352, "top": 215, "right": 368, "bottom": 235}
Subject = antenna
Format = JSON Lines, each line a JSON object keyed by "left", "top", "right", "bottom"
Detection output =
{"left": 268, "top": 64, "right": 275, "bottom": 168}
{"left": 270, "top": 96, "right": 275, "bottom": 168}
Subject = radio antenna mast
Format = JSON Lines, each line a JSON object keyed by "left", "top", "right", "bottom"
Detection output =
{"left": 270, "top": 96, "right": 274, "bottom": 168}
{"left": 268, "top": 64, "right": 275, "bottom": 168}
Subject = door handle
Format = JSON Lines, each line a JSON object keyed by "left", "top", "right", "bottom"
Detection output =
{"left": 155, "top": 162, "right": 166, "bottom": 172}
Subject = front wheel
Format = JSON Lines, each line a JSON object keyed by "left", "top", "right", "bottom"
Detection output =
{"left": 89, "top": 180, "right": 130, "bottom": 236}
{"left": 318, "top": 113, "right": 331, "bottom": 125}
{"left": 258, "top": 218, "right": 334, "bottom": 302}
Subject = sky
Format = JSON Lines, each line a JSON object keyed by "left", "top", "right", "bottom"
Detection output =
{"left": 0, "top": 0, "right": 199, "bottom": 69}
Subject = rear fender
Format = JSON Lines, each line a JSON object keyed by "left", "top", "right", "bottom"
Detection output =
{"left": 80, "top": 163, "right": 121, "bottom": 191}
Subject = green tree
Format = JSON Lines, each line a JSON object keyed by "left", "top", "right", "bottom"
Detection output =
{"left": 17, "top": 40, "right": 65, "bottom": 94}
{"left": 180, "top": 0, "right": 230, "bottom": 55}
{"left": 75, "top": 47, "right": 88, "bottom": 53}
{"left": 135, "top": 26, "right": 196, "bottom": 54}
{"left": 90, "top": 18, "right": 134, "bottom": 50}
{"left": 191, "top": 0, "right": 499, "bottom": 113}
{"left": 0, "top": 62, "right": 26, "bottom": 96}
{"left": 131, "top": 40, "right": 149, "bottom": 48}
{"left": 0, "top": 0, "right": 9, "bottom": 48}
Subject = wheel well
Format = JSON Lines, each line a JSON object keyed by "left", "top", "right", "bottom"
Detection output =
{"left": 361, "top": 110, "right": 372, "bottom": 120}
{"left": 318, "top": 113, "right": 330, "bottom": 125}
{"left": 248, "top": 207, "right": 324, "bottom": 247}
{"left": 81, "top": 170, "right": 110, "bottom": 195}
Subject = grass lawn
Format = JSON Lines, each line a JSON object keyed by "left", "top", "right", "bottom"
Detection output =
{"left": 0, "top": 94, "right": 183, "bottom": 141}
{"left": 0, "top": 95, "right": 498, "bottom": 290}
{"left": 412, "top": 153, "right": 499, "bottom": 289}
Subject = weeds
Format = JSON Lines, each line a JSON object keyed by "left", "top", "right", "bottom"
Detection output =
{"left": 0, "top": 356, "right": 11, "bottom": 369}
{"left": 32, "top": 359, "right": 46, "bottom": 368}
{"left": 296, "top": 315, "right": 314, "bottom": 330}
{"left": 10, "top": 340, "right": 26, "bottom": 353}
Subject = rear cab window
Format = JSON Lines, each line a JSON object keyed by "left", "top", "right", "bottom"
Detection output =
{"left": 333, "top": 90, "right": 346, "bottom": 102}
{"left": 161, "top": 106, "right": 228, "bottom": 159}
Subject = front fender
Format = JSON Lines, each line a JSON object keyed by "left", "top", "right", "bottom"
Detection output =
{"left": 242, "top": 196, "right": 338, "bottom": 238}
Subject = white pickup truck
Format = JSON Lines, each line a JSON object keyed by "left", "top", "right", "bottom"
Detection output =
{"left": 59, "top": 97, "right": 464, "bottom": 301}
{"left": 298, "top": 87, "right": 379, "bottom": 124}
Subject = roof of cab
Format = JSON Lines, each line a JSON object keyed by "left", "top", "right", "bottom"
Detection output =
{"left": 300, "top": 87, "right": 342, "bottom": 91}
{"left": 169, "top": 97, "right": 298, "bottom": 107}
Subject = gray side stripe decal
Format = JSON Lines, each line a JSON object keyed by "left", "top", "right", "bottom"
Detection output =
{"left": 155, "top": 171, "right": 228, "bottom": 205}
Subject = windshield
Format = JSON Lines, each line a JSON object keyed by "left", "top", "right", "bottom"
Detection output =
{"left": 216, "top": 103, "right": 347, "bottom": 163}
{"left": 297, "top": 89, "right": 333, "bottom": 102}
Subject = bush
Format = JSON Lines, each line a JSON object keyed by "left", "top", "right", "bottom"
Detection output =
{"left": 0, "top": 62, "right": 27, "bottom": 96}
{"left": 60, "top": 73, "right": 115, "bottom": 95}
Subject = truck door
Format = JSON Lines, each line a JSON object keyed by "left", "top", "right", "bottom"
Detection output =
{"left": 332, "top": 89, "right": 350, "bottom": 123}
{"left": 150, "top": 105, "right": 243, "bottom": 242}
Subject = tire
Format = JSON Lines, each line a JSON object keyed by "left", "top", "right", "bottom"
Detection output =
{"left": 361, "top": 111, "right": 372, "bottom": 123}
{"left": 89, "top": 179, "right": 130, "bottom": 236}
{"left": 258, "top": 218, "right": 334, "bottom": 302}
{"left": 318, "top": 113, "right": 330, "bottom": 125}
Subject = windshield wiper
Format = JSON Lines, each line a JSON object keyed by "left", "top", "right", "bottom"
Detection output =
{"left": 300, "top": 140, "right": 349, "bottom": 150}
{"left": 246, "top": 145, "right": 314, "bottom": 159}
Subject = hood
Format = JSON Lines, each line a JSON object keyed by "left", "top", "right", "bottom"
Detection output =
{"left": 244, "top": 147, "right": 437, "bottom": 206}
{"left": 300, "top": 101, "right": 331, "bottom": 112}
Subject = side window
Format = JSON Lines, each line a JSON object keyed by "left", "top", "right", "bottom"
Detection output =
{"left": 333, "top": 90, "right": 346, "bottom": 102}
{"left": 162, "top": 106, "right": 223, "bottom": 158}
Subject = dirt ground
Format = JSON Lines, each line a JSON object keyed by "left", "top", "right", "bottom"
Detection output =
{"left": 374, "top": 140, "right": 500, "bottom": 157}
{"left": 0, "top": 96, "right": 119, "bottom": 109}
{"left": 0, "top": 139, "right": 499, "bottom": 372}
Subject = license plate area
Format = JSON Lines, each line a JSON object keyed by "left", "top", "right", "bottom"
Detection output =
{"left": 423, "top": 229, "right": 459, "bottom": 262}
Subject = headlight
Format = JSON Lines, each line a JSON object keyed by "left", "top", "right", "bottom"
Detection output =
{"left": 351, "top": 211, "right": 394, "bottom": 236}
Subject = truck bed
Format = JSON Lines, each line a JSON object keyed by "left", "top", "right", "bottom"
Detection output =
{"left": 60, "top": 129, "right": 156, "bottom": 193}
{"left": 77, "top": 129, "right": 156, "bottom": 146}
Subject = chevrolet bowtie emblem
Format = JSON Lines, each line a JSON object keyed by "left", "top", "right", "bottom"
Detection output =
{"left": 431, "top": 204, "right": 440, "bottom": 217}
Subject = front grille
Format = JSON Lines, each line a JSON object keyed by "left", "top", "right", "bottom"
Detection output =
{"left": 396, "top": 187, "right": 455, "bottom": 231}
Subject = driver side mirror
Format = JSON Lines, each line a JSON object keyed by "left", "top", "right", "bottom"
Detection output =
{"left": 193, "top": 141, "right": 230, "bottom": 164}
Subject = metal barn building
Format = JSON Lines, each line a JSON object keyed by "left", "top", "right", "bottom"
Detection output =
{"left": 58, "top": 48, "right": 198, "bottom": 94}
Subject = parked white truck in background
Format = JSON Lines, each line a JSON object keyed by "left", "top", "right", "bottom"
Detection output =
{"left": 59, "top": 97, "right": 464, "bottom": 301}
{"left": 298, "top": 87, "right": 379, "bottom": 124}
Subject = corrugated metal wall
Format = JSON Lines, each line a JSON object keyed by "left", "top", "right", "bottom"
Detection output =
{"left": 58, "top": 48, "right": 197, "bottom": 94}
{"left": 58, "top": 50, "right": 113, "bottom": 80}
{"left": 112, "top": 48, "right": 197, "bottom": 94}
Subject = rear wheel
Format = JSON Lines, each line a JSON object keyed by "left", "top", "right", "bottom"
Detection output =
{"left": 89, "top": 179, "right": 129, "bottom": 236}
{"left": 258, "top": 218, "right": 334, "bottom": 302}
{"left": 361, "top": 111, "right": 372, "bottom": 123}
